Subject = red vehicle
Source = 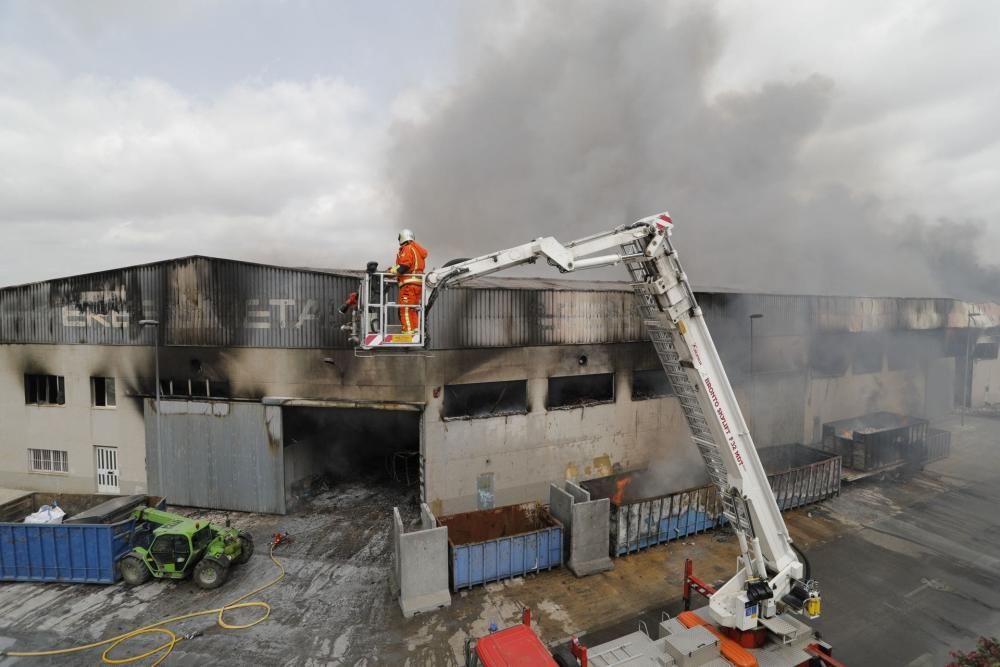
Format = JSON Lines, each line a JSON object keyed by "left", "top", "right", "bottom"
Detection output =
{"left": 465, "top": 609, "right": 586, "bottom": 667}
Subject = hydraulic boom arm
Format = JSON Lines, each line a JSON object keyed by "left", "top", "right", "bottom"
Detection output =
{"left": 413, "top": 213, "right": 818, "bottom": 630}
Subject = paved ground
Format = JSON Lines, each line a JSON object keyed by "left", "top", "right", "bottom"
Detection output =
{"left": 807, "top": 415, "right": 1000, "bottom": 666}
{"left": 0, "top": 415, "right": 997, "bottom": 666}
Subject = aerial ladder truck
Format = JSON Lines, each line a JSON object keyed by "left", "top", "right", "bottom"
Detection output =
{"left": 345, "top": 213, "right": 833, "bottom": 665}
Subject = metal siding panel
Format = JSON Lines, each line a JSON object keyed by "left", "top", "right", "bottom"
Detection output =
{"left": 169, "top": 260, "right": 357, "bottom": 348}
{"left": 6, "top": 259, "right": 985, "bottom": 348}
{"left": 428, "top": 287, "right": 644, "bottom": 349}
{"left": 144, "top": 399, "right": 283, "bottom": 513}
{"left": 0, "top": 265, "right": 164, "bottom": 345}
{"left": 0, "top": 259, "right": 357, "bottom": 348}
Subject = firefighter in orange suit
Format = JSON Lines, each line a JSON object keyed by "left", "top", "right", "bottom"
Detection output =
{"left": 389, "top": 229, "right": 429, "bottom": 334}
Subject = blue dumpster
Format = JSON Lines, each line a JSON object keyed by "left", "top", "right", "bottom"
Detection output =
{"left": 581, "top": 444, "right": 841, "bottom": 556}
{"left": 0, "top": 493, "right": 165, "bottom": 584}
{"left": 438, "top": 502, "right": 563, "bottom": 591}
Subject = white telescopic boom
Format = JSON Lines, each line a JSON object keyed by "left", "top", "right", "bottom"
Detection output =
{"left": 415, "top": 212, "right": 813, "bottom": 630}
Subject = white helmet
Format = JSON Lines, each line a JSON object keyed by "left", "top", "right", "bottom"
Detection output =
{"left": 398, "top": 229, "right": 415, "bottom": 244}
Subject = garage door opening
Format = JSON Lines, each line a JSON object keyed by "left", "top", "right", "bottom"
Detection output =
{"left": 282, "top": 406, "right": 422, "bottom": 510}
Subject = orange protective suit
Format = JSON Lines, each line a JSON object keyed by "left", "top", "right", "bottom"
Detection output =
{"left": 392, "top": 240, "right": 428, "bottom": 333}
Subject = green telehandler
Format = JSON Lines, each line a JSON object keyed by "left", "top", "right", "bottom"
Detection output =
{"left": 117, "top": 506, "right": 254, "bottom": 590}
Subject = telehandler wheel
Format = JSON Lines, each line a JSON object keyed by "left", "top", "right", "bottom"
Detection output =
{"left": 194, "top": 556, "right": 230, "bottom": 589}
{"left": 119, "top": 553, "right": 152, "bottom": 586}
{"left": 234, "top": 530, "right": 255, "bottom": 565}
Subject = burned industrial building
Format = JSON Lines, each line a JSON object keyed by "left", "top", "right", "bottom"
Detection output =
{"left": 0, "top": 254, "right": 997, "bottom": 517}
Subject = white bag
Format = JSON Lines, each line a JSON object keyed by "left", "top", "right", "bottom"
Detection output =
{"left": 23, "top": 504, "right": 66, "bottom": 524}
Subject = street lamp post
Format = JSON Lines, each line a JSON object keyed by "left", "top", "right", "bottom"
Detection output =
{"left": 963, "top": 311, "right": 981, "bottom": 427}
{"left": 749, "top": 313, "right": 763, "bottom": 442}
{"left": 139, "top": 320, "right": 162, "bottom": 493}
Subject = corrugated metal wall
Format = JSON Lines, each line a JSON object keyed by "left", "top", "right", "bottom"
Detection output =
{"left": 164, "top": 257, "right": 357, "bottom": 348}
{"left": 0, "top": 256, "right": 645, "bottom": 349}
{"left": 1, "top": 255, "right": 991, "bottom": 349}
{"left": 427, "top": 288, "right": 644, "bottom": 349}
{"left": 144, "top": 399, "right": 285, "bottom": 513}
{"left": 0, "top": 264, "right": 163, "bottom": 345}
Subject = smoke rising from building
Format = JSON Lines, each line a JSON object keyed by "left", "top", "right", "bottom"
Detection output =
{"left": 388, "top": 1, "right": 1000, "bottom": 300}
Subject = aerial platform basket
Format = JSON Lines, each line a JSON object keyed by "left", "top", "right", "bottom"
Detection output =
{"left": 345, "top": 271, "right": 427, "bottom": 350}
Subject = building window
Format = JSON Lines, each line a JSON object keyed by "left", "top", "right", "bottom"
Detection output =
{"left": 159, "top": 379, "right": 230, "bottom": 398}
{"left": 851, "top": 333, "right": 884, "bottom": 375}
{"left": 24, "top": 374, "right": 65, "bottom": 406}
{"left": 443, "top": 380, "right": 528, "bottom": 419}
{"left": 546, "top": 373, "right": 615, "bottom": 410}
{"left": 809, "top": 335, "right": 850, "bottom": 378}
{"left": 92, "top": 377, "right": 117, "bottom": 408}
{"left": 887, "top": 331, "right": 943, "bottom": 371}
{"left": 631, "top": 368, "right": 674, "bottom": 400}
{"left": 975, "top": 342, "right": 999, "bottom": 360}
{"left": 28, "top": 448, "right": 69, "bottom": 474}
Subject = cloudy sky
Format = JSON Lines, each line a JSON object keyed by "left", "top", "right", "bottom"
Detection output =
{"left": 1, "top": 1, "right": 999, "bottom": 297}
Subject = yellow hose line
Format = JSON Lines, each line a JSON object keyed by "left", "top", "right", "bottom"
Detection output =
{"left": 3, "top": 542, "right": 286, "bottom": 666}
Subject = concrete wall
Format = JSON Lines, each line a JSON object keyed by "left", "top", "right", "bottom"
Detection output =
{"left": 0, "top": 344, "right": 148, "bottom": 495}
{"left": 0, "top": 326, "right": 958, "bottom": 514}
{"left": 421, "top": 344, "right": 699, "bottom": 514}
{"left": 421, "top": 338, "right": 956, "bottom": 514}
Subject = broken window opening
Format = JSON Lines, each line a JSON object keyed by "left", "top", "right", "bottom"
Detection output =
{"left": 546, "top": 373, "right": 615, "bottom": 410}
{"left": 190, "top": 379, "right": 209, "bottom": 397}
{"left": 24, "top": 374, "right": 65, "bottom": 406}
{"left": 91, "top": 377, "right": 116, "bottom": 408}
{"left": 887, "top": 331, "right": 943, "bottom": 371}
{"left": 631, "top": 368, "right": 674, "bottom": 401}
{"left": 158, "top": 378, "right": 230, "bottom": 399}
{"left": 209, "top": 381, "right": 231, "bottom": 397}
{"left": 443, "top": 380, "right": 528, "bottom": 420}
{"left": 809, "top": 335, "right": 850, "bottom": 378}
{"left": 851, "top": 333, "right": 884, "bottom": 375}
{"left": 975, "top": 342, "right": 999, "bottom": 360}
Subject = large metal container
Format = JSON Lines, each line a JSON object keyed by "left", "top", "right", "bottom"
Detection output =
{"left": 820, "top": 412, "right": 929, "bottom": 471}
{"left": 437, "top": 502, "right": 563, "bottom": 591}
{"left": 0, "top": 493, "right": 165, "bottom": 584}
{"left": 581, "top": 444, "right": 841, "bottom": 556}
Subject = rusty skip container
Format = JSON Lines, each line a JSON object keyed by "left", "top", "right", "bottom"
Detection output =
{"left": 581, "top": 444, "right": 841, "bottom": 556}
{"left": 437, "top": 502, "right": 563, "bottom": 591}
{"left": 820, "top": 412, "right": 929, "bottom": 472}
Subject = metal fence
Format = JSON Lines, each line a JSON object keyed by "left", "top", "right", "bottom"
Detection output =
{"left": 581, "top": 445, "right": 841, "bottom": 557}
{"left": 926, "top": 428, "right": 952, "bottom": 463}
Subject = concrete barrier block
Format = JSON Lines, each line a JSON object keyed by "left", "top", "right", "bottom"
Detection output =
{"left": 394, "top": 504, "right": 451, "bottom": 617}
{"left": 551, "top": 482, "right": 612, "bottom": 577}
{"left": 568, "top": 497, "right": 613, "bottom": 577}
{"left": 565, "top": 480, "right": 591, "bottom": 503}
{"left": 549, "top": 483, "right": 574, "bottom": 528}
